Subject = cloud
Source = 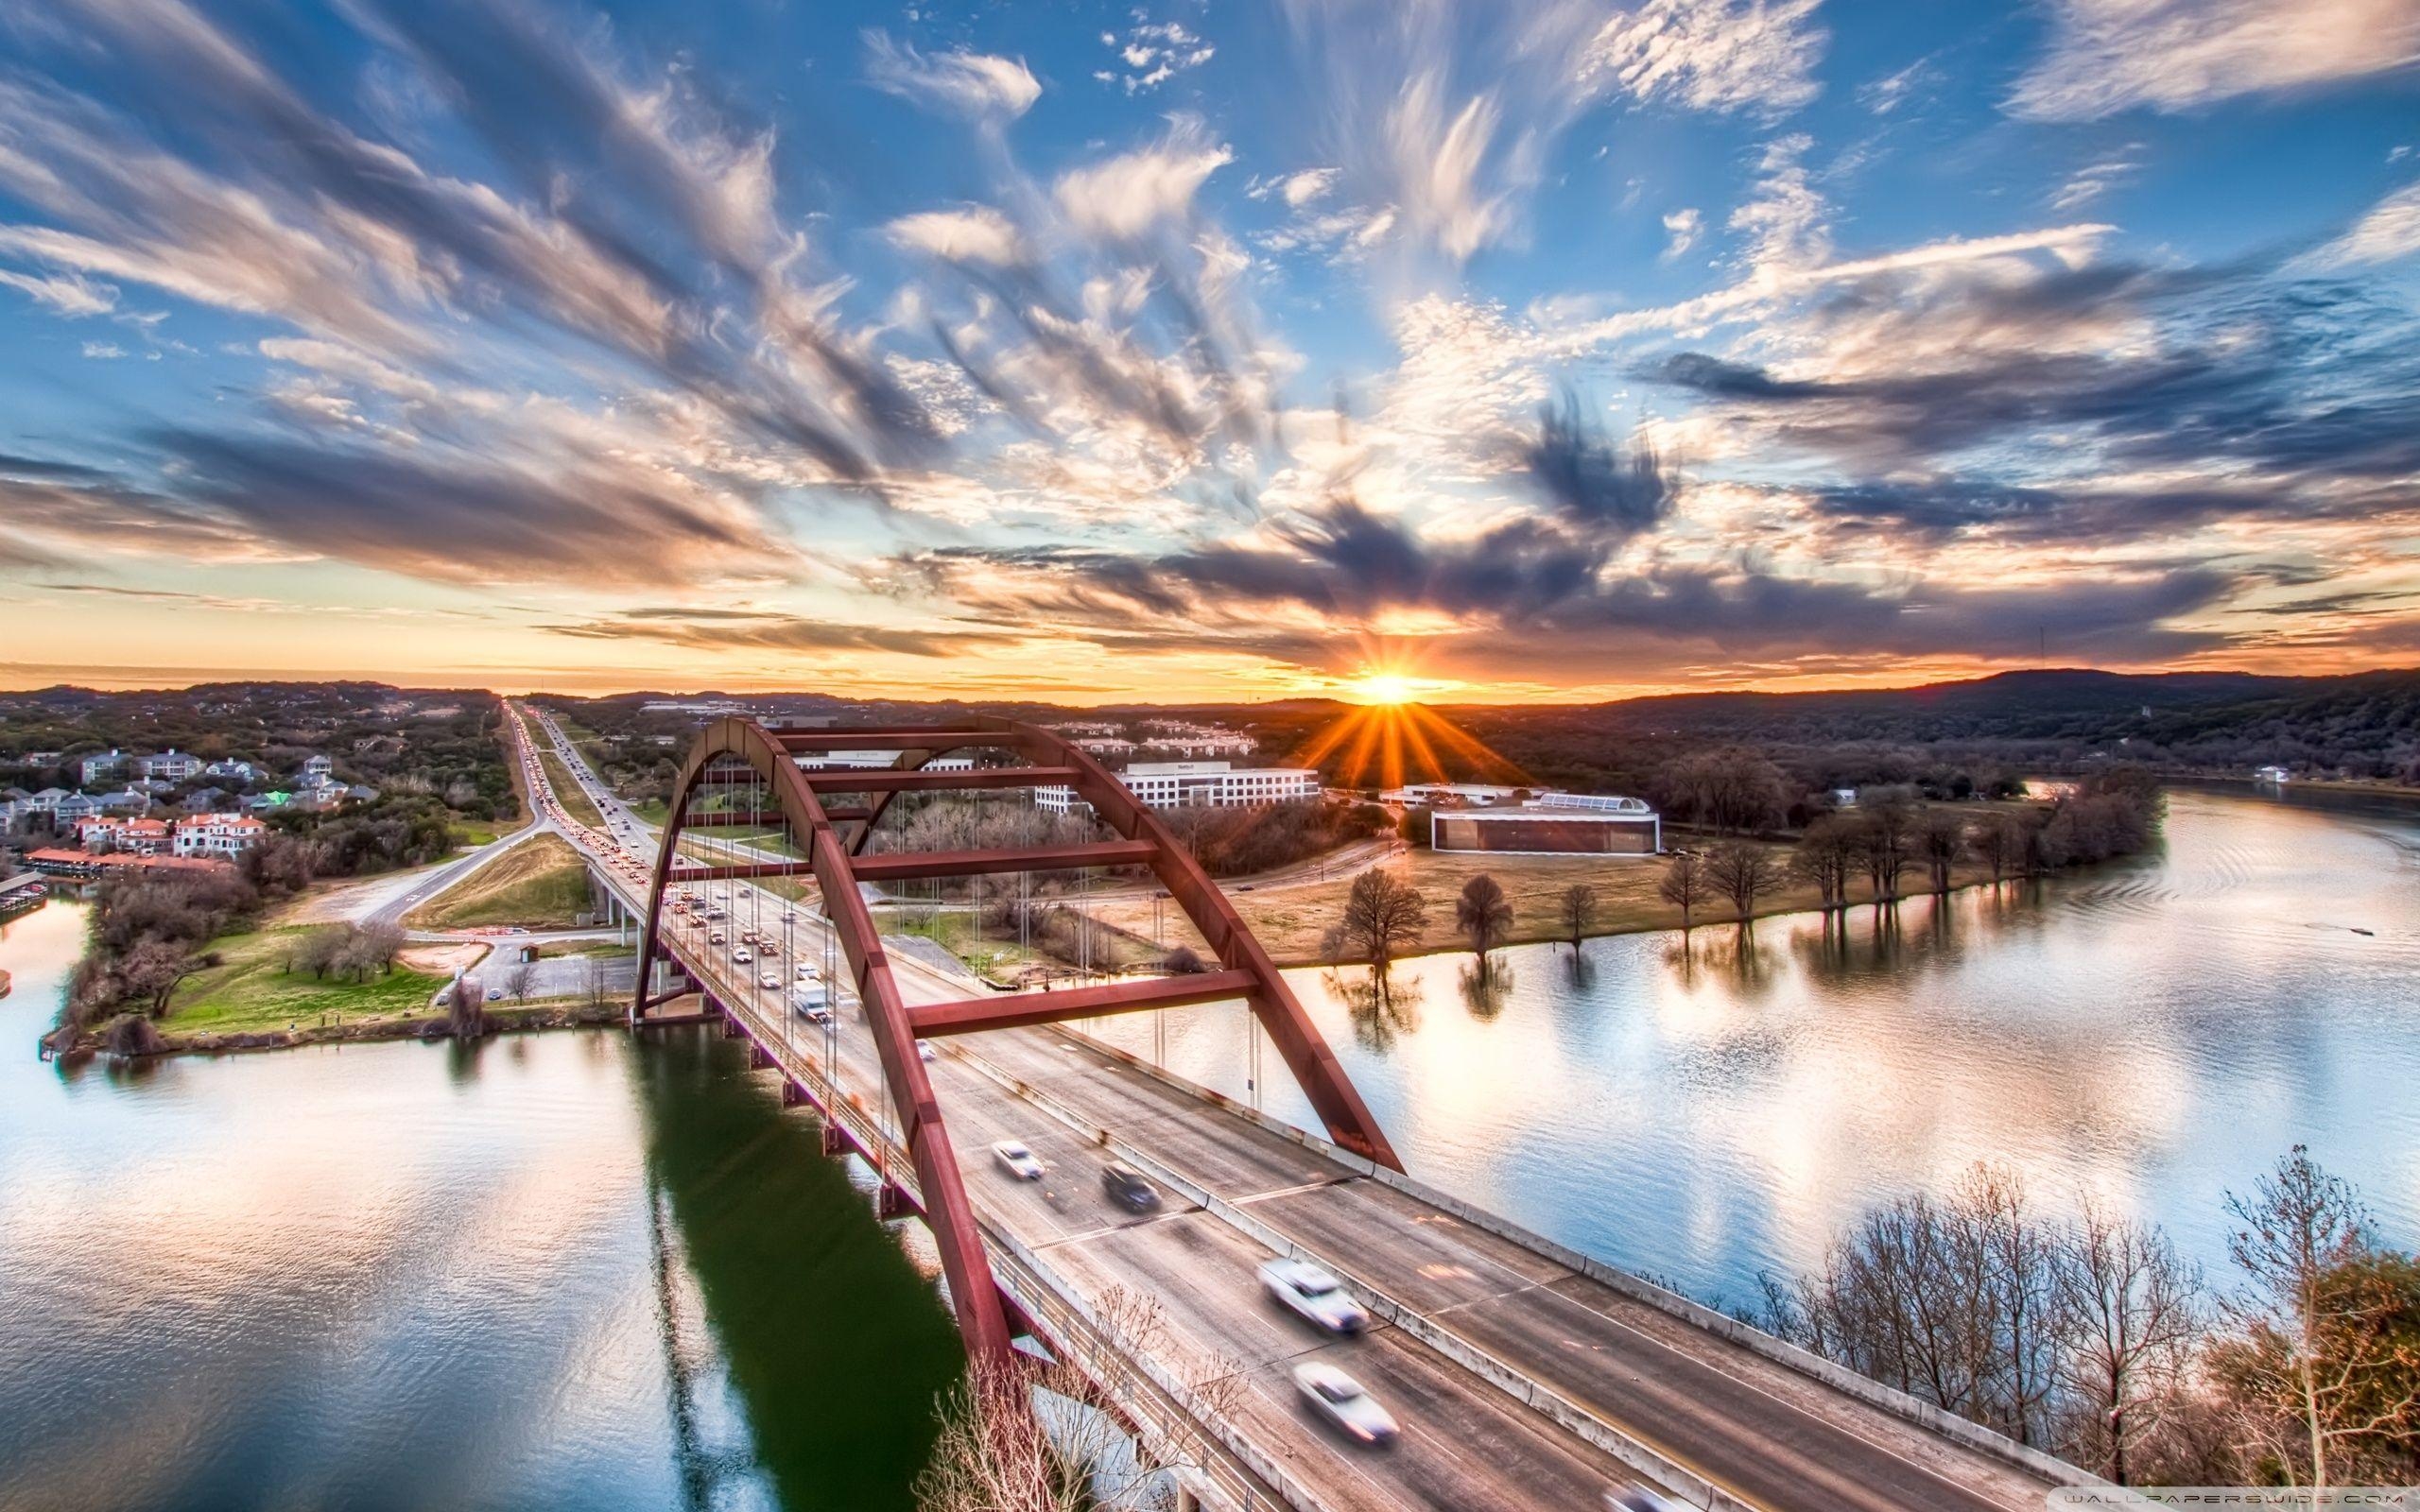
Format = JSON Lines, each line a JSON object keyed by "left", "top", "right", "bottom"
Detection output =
{"left": 1098, "top": 19, "right": 1216, "bottom": 94}
{"left": 2298, "top": 179, "right": 2420, "bottom": 269}
{"left": 79, "top": 341, "right": 126, "bottom": 359}
{"left": 864, "top": 32, "right": 1041, "bottom": 121}
{"left": 1582, "top": 0, "right": 1827, "bottom": 114}
{"left": 1661, "top": 206, "right": 1703, "bottom": 262}
{"left": 0, "top": 266, "right": 117, "bottom": 317}
{"left": 886, "top": 207, "right": 1028, "bottom": 266}
{"left": 545, "top": 608, "right": 1013, "bottom": 659}
{"left": 1053, "top": 120, "right": 1234, "bottom": 239}
{"left": 2049, "top": 150, "right": 2142, "bottom": 213}
{"left": 1524, "top": 392, "right": 1674, "bottom": 535}
{"left": 2009, "top": 0, "right": 2420, "bottom": 120}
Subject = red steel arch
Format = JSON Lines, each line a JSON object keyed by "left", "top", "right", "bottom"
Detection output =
{"left": 633, "top": 714, "right": 1400, "bottom": 1363}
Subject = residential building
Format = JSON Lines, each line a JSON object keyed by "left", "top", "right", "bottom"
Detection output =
{"left": 300, "top": 753, "right": 336, "bottom": 782}
{"left": 203, "top": 758, "right": 260, "bottom": 784}
{"left": 54, "top": 794, "right": 103, "bottom": 824}
{"left": 2254, "top": 765, "right": 2291, "bottom": 783}
{"left": 26, "top": 787, "right": 69, "bottom": 813}
{"left": 138, "top": 748, "right": 202, "bottom": 782}
{"left": 93, "top": 788, "right": 150, "bottom": 815}
{"left": 24, "top": 750, "right": 62, "bottom": 765}
{"left": 80, "top": 816, "right": 172, "bottom": 855}
{"left": 1430, "top": 792, "right": 1661, "bottom": 856}
{"left": 1035, "top": 761, "right": 1320, "bottom": 815}
{"left": 175, "top": 813, "right": 268, "bottom": 858}
{"left": 181, "top": 786, "right": 228, "bottom": 814}
{"left": 79, "top": 748, "right": 128, "bottom": 785}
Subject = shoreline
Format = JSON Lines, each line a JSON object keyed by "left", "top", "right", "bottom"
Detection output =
{"left": 43, "top": 998, "right": 628, "bottom": 1062}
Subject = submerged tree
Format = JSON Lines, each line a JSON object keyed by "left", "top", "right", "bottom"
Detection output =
{"left": 1792, "top": 817, "right": 1858, "bottom": 910}
{"left": 1705, "top": 840, "right": 1782, "bottom": 923}
{"left": 1330, "top": 868, "right": 1428, "bottom": 973}
{"left": 1455, "top": 873, "right": 1513, "bottom": 962}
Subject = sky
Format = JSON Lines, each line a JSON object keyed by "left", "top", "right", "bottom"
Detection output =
{"left": 0, "top": 0, "right": 2416, "bottom": 706}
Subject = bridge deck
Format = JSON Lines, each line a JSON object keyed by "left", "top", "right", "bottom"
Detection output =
{"left": 516, "top": 704, "right": 2074, "bottom": 1512}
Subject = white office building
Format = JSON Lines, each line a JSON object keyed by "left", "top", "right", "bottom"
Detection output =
{"left": 1035, "top": 761, "right": 1319, "bottom": 816}
{"left": 792, "top": 750, "right": 974, "bottom": 772}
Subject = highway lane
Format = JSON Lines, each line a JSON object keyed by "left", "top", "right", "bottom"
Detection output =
{"left": 525, "top": 706, "right": 2070, "bottom": 1511}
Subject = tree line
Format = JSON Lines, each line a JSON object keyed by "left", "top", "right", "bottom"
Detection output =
{"left": 1760, "top": 1147, "right": 2419, "bottom": 1486}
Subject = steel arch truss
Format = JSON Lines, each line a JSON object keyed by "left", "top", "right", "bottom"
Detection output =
{"left": 633, "top": 715, "right": 1400, "bottom": 1362}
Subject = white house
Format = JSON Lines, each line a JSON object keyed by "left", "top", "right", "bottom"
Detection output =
{"left": 78, "top": 748, "right": 128, "bottom": 785}
{"left": 2254, "top": 765, "right": 2291, "bottom": 784}
{"left": 202, "top": 758, "right": 259, "bottom": 784}
{"left": 174, "top": 813, "right": 268, "bottom": 858}
{"left": 26, "top": 787, "right": 70, "bottom": 813}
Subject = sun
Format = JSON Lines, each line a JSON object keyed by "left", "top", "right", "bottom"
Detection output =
{"left": 1351, "top": 672, "right": 1418, "bottom": 706}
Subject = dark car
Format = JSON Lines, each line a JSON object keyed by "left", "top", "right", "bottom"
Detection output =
{"left": 1100, "top": 1161, "right": 1160, "bottom": 1212}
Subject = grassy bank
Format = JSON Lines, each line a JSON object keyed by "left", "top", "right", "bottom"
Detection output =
{"left": 539, "top": 747, "right": 605, "bottom": 829}
{"left": 405, "top": 833, "right": 593, "bottom": 929}
{"left": 164, "top": 925, "right": 451, "bottom": 1037}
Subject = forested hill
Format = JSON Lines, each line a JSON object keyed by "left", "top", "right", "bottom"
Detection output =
{"left": 1446, "top": 669, "right": 2420, "bottom": 786}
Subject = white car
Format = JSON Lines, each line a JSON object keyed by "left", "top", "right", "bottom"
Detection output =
{"left": 758, "top": 971, "right": 781, "bottom": 990}
{"left": 992, "top": 1140, "right": 1044, "bottom": 1180}
{"left": 794, "top": 963, "right": 817, "bottom": 981}
{"left": 731, "top": 947, "right": 752, "bottom": 964}
{"left": 1292, "top": 1363, "right": 1398, "bottom": 1446}
{"left": 1605, "top": 1488, "right": 1679, "bottom": 1512}
{"left": 1259, "top": 1258, "right": 1368, "bottom": 1335}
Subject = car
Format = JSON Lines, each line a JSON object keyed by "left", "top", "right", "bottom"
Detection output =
{"left": 1291, "top": 1363, "right": 1397, "bottom": 1446}
{"left": 758, "top": 971, "right": 781, "bottom": 990}
{"left": 1605, "top": 1488, "right": 1679, "bottom": 1512}
{"left": 1259, "top": 1257, "right": 1367, "bottom": 1335}
{"left": 1101, "top": 1161, "right": 1160, "bottom": 1212}
{"left": 732, "top": 947, "right": 753, "bottom": 964}
{"left": 917, "top": 1042, "right": 937, "bottom": 1063}
{"left": 739, "top": 929, "right": 758, "bottom": 944}
{"left": 794, "top": 963, "right": 817, "bottom": 980}
{"left": 484, "top": 988, "right": 504, "bottom": 1002}
{"left": 992, "top": 1140, "right": 1044, "bottom": 1180}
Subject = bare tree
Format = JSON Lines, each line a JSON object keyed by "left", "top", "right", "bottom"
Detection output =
{"left": 503, "top": 960, "right": 537, "bottom": 1002}
{"left": 583, "top": 955, "right": 612, "bottom": 1009}
{"left": 1917, "top": 809, "right": 1967, "bottom": 893}
{"left": 2207, "top": 1145, "right": 2417, "bottom": 1486}
{"left": 1970, "top": 813, "right": 2026, "bottom": 883}
{"left": 1792, "top": 817, "right": 1858, "bottom": 910}
{"left": 1857, "top": 804, "right": 1914, "bottom": 903}
{"left": 1658, "top": 852, "right": 1707, "bottom": 930}
{"left": 1455, "top": 873, "right": 1513, "bottom": 961}
{"left": 1704, "top": 841, "right": 1783, "bottom": 923}
{"left": 1332, "top": 868, "right": 1428, "bottom": 972}
{"left": 2056, "top": 1201, "right": 2205, "bottom": 1484}
{"left": 1557, "top": 884, "right": 1597, "bottom": 949}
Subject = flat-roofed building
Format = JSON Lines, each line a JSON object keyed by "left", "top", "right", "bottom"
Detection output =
{"left": 1036, "top": 760, "right": 1319, "bottom": 815}
{"left": 1380, "top": 781, "right": 1534, "bottom": 807}
{"left": 1430, "top": 791, "right": 1660, "bottom": 855}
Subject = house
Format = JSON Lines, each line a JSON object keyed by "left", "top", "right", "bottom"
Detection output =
{"left": 2254, "top": 765, "right": 2291, "bottom": 784}
{"left": 243, "top": 790, "right": 295, "bottom": 815}
{"left": 1831, "top": 787, "right": 1858, "bottom": 809}
{"left": 181, "top": 786, "right": 228, "bottom": 814}
{"left": 53, "top": 793, "right": 103, "bottom": 824}
{"left": 74, "top": 816, "right": 124, "bottom": 850}
{"left": 0, "top": 799, "right": 26, "bottom": 833}
{"left": 174, "top": 813, "right": 267, "bottom": 858}
{"left": 24, "top": 750, "right": 62, "bottom": 765}
{"left": 78, "top": 748, "right": 128, "bottom": 785}
{"left": 26, "top": 787, "right": 70, "bottom": 813}
{"left": 93, "top": 788, "right": 150, "bottom": 816}
{"left": 139, "top": 748, "right": 202, "bottom": 782}
{"left": 26, "top": 847, "right": 99, "bottom": 879}
{"left": 85, "top": 816, "right": 172, "bottom": 855}
{"left": 301, "top": 752, "right": 336, "bottom": 780}
{"left": 203, "top": 758, "right": 259, "bottom": 784}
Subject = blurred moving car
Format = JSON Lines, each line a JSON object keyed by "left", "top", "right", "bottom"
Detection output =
{"left": 1100, "top": 1161, "right": 1160, "bottom": 1212}
{"left": 1605, "top": 1487, "right": 1678, "bottom": 1512}
{"left": 1259, "top": 1257, "right": 1368, "bottom": 1335}
{"left": 1291, "top": 1363, "right": 1397, "bottom": 1446}
{"left": 992, "top": 1140, "right": 1044, "bottom": 1180}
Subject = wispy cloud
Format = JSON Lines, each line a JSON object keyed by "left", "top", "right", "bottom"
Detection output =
{"left": 2010, "top": 0, "right": 2420, "bottom": 120}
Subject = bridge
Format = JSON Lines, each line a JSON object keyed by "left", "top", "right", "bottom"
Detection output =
{"left": 510, "top": 703, "right": 2090, "bottom": 1512}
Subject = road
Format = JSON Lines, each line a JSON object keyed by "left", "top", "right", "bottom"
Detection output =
{"left": 521, "top": 704, "right": 2073, "bottom": 1512}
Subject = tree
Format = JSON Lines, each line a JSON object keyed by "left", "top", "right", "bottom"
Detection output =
{"left": 1558, "top": 884, "right": 1597, "bottom": 949}
{"left": 1455, "top": 873, "right": 1514, "bottom": 961}
{"left": 1857, "top": 804, "right": 1914, "bottom": 903}
{"left": 1917, "top": 809, "right": 1967, "bottom": 893}
{"left": 1704, "top": 840, "right": 1783, "bottom": 922}
{"left": 1658, "top": 852, "right": 1707, "bottom": 930}
{"left": 2207, "top": 1145, "right": 2420, "bottom": 1486}
{"left": 1793, "top": 816, "right": 1859, "bottom": 910}
{"left": 1970, "top": 813, "right": 2026, "bottom": 883}
{"left": 1331, "top": 868, "right": 1428, "bottom": 972}
{"left": 503, "top": 961, "right": 537, "bottom": 1002}
{"left": 2055, "top": 1202, "right": 2206, "bottom": 1485}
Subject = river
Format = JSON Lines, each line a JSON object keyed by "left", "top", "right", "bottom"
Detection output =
{"left": 2, "top": 785, "right": 2414, "bottom": 1505}
{"left": 0, "top": 900, "right": 962, "bottom": 1512}
{"left": 1088, "top": 786, "right": 2420, "bottom": 1306}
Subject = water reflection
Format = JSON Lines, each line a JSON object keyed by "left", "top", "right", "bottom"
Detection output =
{"left": 1457, "top": 958, "right": 1515, "bottom": 1021}
{"left": 1089, "top": 791, "right": 2420, "bottom": 1306}
{"left": 0, "top": 896, "right": 959, "bottom": 1512}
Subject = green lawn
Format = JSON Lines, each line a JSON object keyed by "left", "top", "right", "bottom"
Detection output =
{"left": 631, "top": 798, "right": 670, "bottom": 826}
{"left": 449, "top": 816, "right": 510, "bottom": 848}
{"left": 167, "top": 926, "right": 450, "bottom": 1035}
{"left": 406, "top": 833, "right": 594, "bottom": 929}
{"left": 539, "top": 747, "right": 606, "bottom": 829}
